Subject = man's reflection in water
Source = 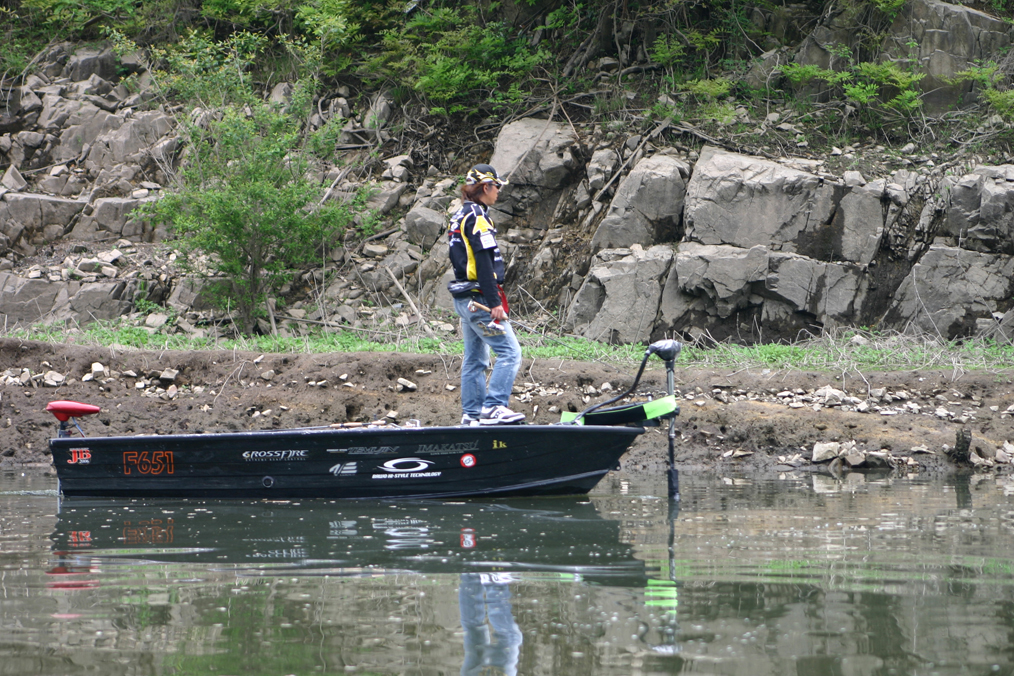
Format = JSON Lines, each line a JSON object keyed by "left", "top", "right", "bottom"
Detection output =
{"left": 459, "top": 573, "right": 522, "bottom": 676}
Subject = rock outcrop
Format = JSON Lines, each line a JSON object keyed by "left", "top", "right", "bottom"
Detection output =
{"left": 6, "top": 40, "right": 1014, "bottom": 344}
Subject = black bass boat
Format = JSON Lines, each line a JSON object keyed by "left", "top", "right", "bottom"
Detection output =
{"left": 48, "top": 341, "right": 682, "bottom": 500}
{"left": 50, "top": 497, "right": 649, "bottom": 585}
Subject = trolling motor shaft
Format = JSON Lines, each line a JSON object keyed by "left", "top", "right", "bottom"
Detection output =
{"left": 646, "top": 340, "right": 683, "bottom": 501}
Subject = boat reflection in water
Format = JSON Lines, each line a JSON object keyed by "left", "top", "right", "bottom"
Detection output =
{"left": 50, "top": 496, "right": 653, "bottom": 672}
{"left": 51, "top": 497, "right": 648, "bottom": 582}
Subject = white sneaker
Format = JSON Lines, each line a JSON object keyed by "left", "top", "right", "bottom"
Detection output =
{"left": 479, "top": 405, "right": 525, "bottom": 425}
{"left": 460, "top": 414, "right": 479, "bottom": 426}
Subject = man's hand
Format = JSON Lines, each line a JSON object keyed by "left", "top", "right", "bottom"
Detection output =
{"left": 490, "top": 305, "right": 508, "bottom": 322}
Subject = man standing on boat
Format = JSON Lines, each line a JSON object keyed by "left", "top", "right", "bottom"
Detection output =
{"left": 448, "top": 164, "right": 525, "bottom": 426}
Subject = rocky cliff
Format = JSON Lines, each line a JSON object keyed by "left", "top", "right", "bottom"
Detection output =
{"left": 3, "top": 2, "right": 1014, "bottom": 345}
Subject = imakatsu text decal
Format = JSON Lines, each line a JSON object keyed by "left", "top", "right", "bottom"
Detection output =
{"left": 372, "top": 457, "right": 441, "bottom": 480}
{"left": 416, "top": 440, "right": 480, "bottom": 455}
{"left": 67, "top": 448, "right": 91, "bottom": 464}
{"left": 123, "top": 451, "right": 174, "bottom": 475}
{"left": 242, "top": 450, "right": 308, "bottom": 461}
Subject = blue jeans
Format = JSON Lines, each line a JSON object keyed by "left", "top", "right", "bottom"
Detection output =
{"left": 453, "top": 295, "right": 522, "bottom": 418}
{"left": 459, "top": 573, "right": 522, "bottom": 676}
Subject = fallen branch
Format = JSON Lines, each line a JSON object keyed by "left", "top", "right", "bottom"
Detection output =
{"left": 386, "top": 267, "right": 436, "bottom": 337}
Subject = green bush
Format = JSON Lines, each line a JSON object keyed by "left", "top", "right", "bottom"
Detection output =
{"left": 984, "top": 88, "right": 1014, "bottom": 120}
{"left": 779, "top": 51, "right": 924, "bottom": 120}
{"left": 147, "top": 101, "right": 367, "bottom": 334}
{"left": 367, "top": 6, "right": 548, "bottom": 106}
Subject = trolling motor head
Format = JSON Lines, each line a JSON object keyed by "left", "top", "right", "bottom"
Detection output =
{"left": 46, "top": 401, "right": 100, "bottom": 438}
{"left": 647, "top": 339, "right": 682, "bottom": 363}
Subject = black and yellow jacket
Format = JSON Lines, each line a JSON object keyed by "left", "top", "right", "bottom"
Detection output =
{"left": 448, "top": 201, "right": 506, "bottom": 310}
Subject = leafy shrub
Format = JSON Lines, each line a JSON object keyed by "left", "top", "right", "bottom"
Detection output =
{"left": 147, "top": 102, "right": 367, "bottom": 334}
{"left": 683, "top": 77, "right": 733, "bottom": 101}
{"left": 984, "top": 88, "right": 1014, "bottom": 120}
{"left": 369, "top": 6, "right": 548, "bottom": 106}
{"left": 779, "top": 51, "right": 924, "bottom": 119}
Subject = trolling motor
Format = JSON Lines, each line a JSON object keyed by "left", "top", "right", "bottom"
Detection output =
{"left": 570, "top": 339, "right": 682, "bottom": 422}
{"left": 567, "top": 339, "right": 683, "bottom": 500}
{"left": 46, "top": 401, "right": 101, "bottom": 438}
{"left": 648, "top": 340, "right": 683, "bottom": 502}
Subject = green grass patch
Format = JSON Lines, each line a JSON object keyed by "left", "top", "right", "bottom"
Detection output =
{"left": 8, "top": 323, "right": 1014, "bottom": 375}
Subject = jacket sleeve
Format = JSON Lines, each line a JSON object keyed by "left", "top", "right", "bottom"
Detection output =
{"left": 463, "top": 212, "right": 502, "bottom": 310}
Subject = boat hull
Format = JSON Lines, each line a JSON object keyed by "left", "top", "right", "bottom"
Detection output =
{"left": 50, "top": 424, "right": 643, "bottom": 499}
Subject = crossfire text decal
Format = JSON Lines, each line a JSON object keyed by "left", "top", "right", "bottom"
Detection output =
{"left": 372, "top": 457, "right": 442, "bottom": 480}
{"left": 242, "top": 450, "right": 308, "bottom": 461}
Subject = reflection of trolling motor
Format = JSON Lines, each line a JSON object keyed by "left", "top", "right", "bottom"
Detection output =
{"left": 46, "top": 401, "right": 101, "bottom": 438}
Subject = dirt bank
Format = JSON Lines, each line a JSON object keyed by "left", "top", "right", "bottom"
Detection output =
{"left": 3, "top": 338, "right": 1013, "bottom": 477}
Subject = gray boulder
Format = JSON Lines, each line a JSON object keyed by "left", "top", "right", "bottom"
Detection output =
{"left": 365, "top": 181, "right": 409, "bottom": 215}
{"left": 62, "top": 47, "right": 118, "bottom": 82}
{"left": 684, "top": 146, "right": 842, "bottom": 258}
{"left": 167, "top": 277, "right": 217, "bottom": 312}
{"left": 657, "top": 242, "right": 868, "bottom": 339}
{"left": 0, "top": 193, "right": 86, "bottom": 253}
{"left": 71, "top": 197, "right": 156, "bottom": 242}
{"left": 765, "top": 252, "right": 866, "bottom": 322}
{"left": 586, "top": 148, "right": 618, "bottom": 191}
{"left": 0, "top": 272, "right": 65, "bottom": 325}
{"left": 590, "top": 154, "right": 689, "bottom": 252}
{"left": 659, "top": 243, "right": 770, "bottom": 327}
{"left": 488, "top": 118, "right": 577, "bottom": 189}
{"left": 883, "top": 245, "right": 1014, "bottom": 337}
{"left": 566, "top": 244, "right": 673, "bottom": 344}
{"left": 882, "top": 0, "right": 1012, "bottom": 114}
{"left": 85, "top": 111, "right": 174, "bottom": 174}
{"left": 834, "top": 182, "right": 885, "bottom": 265}
{"left": 403, "top": 206, "right": 445, "bottom": 250}
{"left": 938, "top": 166, "right": 1014, "bottom": 254}
{"left": 49, "top": 281, "right": 133, "bottom": 324}
{"left": 52, "top": 103, "right": 120, "bottom": 163}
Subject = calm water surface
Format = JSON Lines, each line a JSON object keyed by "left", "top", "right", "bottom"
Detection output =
{"left": 2, "top": 470, "right": 1013, "bottom": 676}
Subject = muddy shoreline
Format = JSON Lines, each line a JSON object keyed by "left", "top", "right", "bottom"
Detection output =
{"left": 3, "top": 338, "right": 1013, "bottom": 477}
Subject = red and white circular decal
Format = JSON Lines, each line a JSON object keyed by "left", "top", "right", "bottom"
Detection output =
{"left": 460, "top": 453, "right": 477, "bottom": 468}
{"left": 461, "top": 528, "right": 476, "bottom": 548}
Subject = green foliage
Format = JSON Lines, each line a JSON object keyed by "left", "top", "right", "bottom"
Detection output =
{"left": 779, "top": 52, "right": 924, "bottom": 120}
{"left": 146, "top": 101, "right": 366, "bottom": 334}
{"left": 544, "top": 4, "right": 582, "bottom": 31}
{"left": 148, "top": 30, "right": 267, "bottom": 108}
{"left": 949, "top": 62, "right": 1001, "bottom": 88}
{"left": 866, "top": 0, "right": 907, "bottom": 18}
{"left": 369, "top": 6, "right": 549, "bottom": 106}
{"left": 855, "top": 60, "right": 923, "bottom": 90}
{"left": 21, "top": 0, "right": 139, "bottom": 33}
{"left": 779, "top": 63, "right": 834, "bottom": 86}
{"left": 295, "top": 0, "right": 359, "bottom": 50}
{"left": 682, "top": 77, "right": 732, "bottom": 101}
{"left": 983, "top": 88, "right": 1014, "bottom": 120}
{"left": 650, "top": 35, "right": 685, "bottom": 68}
{"left": 844, "top": 81, "right": 878, "bottom": 105}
